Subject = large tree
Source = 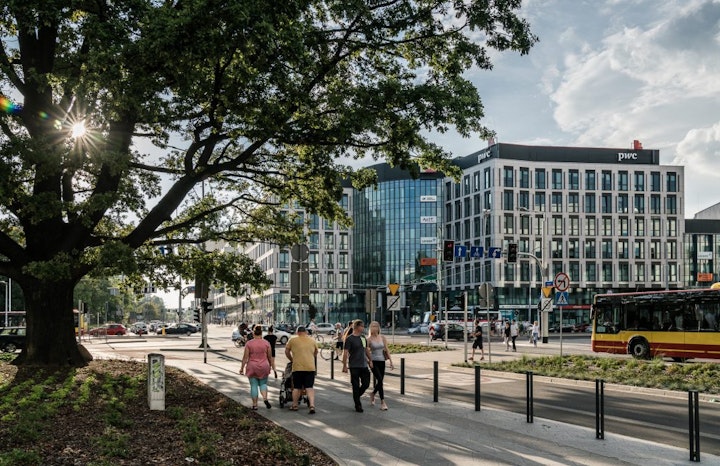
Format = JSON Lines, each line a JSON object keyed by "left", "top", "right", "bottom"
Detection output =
{"left": 0, "top": 0, "right": 536, "bottom": 365}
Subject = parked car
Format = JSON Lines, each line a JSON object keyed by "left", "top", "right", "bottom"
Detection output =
{"left": 274, "top": 323, "right": 295, "bottom": 334}
{"left": 130, "top": 322, "right": 148, "bottom": 335}
{"left": 160, "top": 323, "right": 198, "bottom": 336}
{"left": 407, "top": 324, "right": 422, "bottom": 334}
{"left": 0, "top": 327, "right": 26, "bottom": 352}
{"left": 431, "top": 323, "right": 468, "bottom": 341}
{"left": 573, "top": 323, "right": 590, "bottom": 333}
{"left": 548, "top": 324, "right": 575, "bottom": 333}
{"left": 308, "top": 322, "right": 336, "bottom": 335}
{"left": 259, "top": 325, "right": 291, "bottom": 345}
{"left": 89, "top": 324, "right": 127, "bottom": 336}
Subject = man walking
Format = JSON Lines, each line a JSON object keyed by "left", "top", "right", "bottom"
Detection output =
{"left": 284, "top": 326, "right": 318, "bottom": 414}
{"left": 510, "top": 319, "right": 519, "bottom": 352}
{"left": 342, "top": 319, "right": 373, "bottom": 412}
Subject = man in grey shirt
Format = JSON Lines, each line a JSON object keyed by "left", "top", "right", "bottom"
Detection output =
{"left": 342, "top": 319, "right": 373, "bottom": 412}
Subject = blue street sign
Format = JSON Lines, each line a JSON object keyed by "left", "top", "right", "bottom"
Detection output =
{"left": 545, "top": 280, "right": 554, "bottom": 287}
{"left": 454, "top": 245, "right": 467, "bottom": 258}
{"left": 555, "top": 291, "right": 569, "bottom": 306}
{"left": 470, "top": 246, "right": 484, "bottom": 258}
{"left": 488, "top": 247, "right": 502, "bottom": 259}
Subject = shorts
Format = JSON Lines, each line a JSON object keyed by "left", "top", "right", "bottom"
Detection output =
{"left": 335, "top": 341, "right": 344, "bottom": 350}
{"left": 291, "top": 370, "right": 315, "bottom": 389}
{"left": 472, "top": 340, "right": 483, "bottom": 349}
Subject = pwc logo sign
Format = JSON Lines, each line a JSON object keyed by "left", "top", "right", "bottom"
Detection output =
{"left": 617, "top": 152, "right": 638, "bottom": 162}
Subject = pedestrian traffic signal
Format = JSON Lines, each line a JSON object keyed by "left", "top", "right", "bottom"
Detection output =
{"left": 443, "top": 240, "right": 455, "bottom": 262}
{"left": 193, "top": 308, "right": 201, "bottom": 323}
{"left": 507, "top": 243, "right": 518, "bottom": 263}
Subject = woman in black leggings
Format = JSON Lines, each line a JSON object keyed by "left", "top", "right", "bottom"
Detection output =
{"left": 368, "top": 321, "right": 394, "bottom": 410}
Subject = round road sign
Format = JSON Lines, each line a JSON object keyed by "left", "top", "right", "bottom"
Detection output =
{"left": 554, "top": 272, "right": 570, "bottom": 291}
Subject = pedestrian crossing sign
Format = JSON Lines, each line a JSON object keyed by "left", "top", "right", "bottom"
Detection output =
{"left": 555, "top": 291, "right": 569, "bottom": 306}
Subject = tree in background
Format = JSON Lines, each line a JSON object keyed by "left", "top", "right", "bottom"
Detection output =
{"left": 0, "top": 1, "right": 536, "bottom": 365}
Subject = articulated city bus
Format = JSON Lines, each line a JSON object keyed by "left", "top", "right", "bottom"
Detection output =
{"left": 591, "top": 285, "right": 720, "bottom": 360}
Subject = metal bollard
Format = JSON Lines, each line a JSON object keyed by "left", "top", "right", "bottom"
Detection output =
{"left": 433, "top": 361, "right": 438, "bottom": 402}
{"left": 330, "top": 351, "right": 334, "bottom": 380}
{"left": 400, "top": 358, "right": 405, "bottom": 395}
{"left": 474, "top": 365, "right": 481, "bottom": 412}
{"left": 689, "top": 390, "right": 700, "bottom": 462}
{"left": 596, "top": 379, "right": 605, "bottom": 439}
{"left": 526, "top": 371, "right": 533, "bottom": 423}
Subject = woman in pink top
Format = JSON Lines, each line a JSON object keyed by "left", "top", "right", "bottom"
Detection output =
{"left": 240, "top": 325, "right": 273, "bottom": 409}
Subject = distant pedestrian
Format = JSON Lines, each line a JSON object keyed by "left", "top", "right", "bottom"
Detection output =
{"left": 531, "top": 321, "right": 540, "bottom": 347}
{"left": 263, "top": 325, "right": 279, "bottom": 378}
{"left": 240, "top": 325, "right": 273, "bottom": 410}
{"left": 284, "top": 326, "right": 318, "bottom": 414}
{"left": 469, "top": 320, "right": 484, "bottom": 361}
{"left": 368, "top": 321, "right": 393, "bottom": 411}
{"left": 342, "top": 319, "right": 372, "bottom": 412}
{"left": 504, "top": 321, "right": 511, "bottom": 351}
{"left": 510, "top": 320, "right": 519, "bottom": 352}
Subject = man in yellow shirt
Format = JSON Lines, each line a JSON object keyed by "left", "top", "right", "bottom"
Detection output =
{"left": 284, "top": 326, "right": 318, "bottom": 414}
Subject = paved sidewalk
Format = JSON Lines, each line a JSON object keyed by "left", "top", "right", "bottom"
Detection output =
{"left": 89, "top": 339, "right": 718, "bottom": 466}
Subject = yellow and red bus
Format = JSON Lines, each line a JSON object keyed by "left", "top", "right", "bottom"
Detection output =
{"left": 591, "top": 285, "right": 720, "bottom": 360}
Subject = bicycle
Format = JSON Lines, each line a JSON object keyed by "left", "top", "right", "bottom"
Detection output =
{"left": 311, "top": 331, "right": 324, "bottom": 344}
{"left": 319, "top": 344, "right": 335, "bottom": 361}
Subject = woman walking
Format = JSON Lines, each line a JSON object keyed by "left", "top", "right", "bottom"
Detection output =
{"left": 240, "top": 325, "right": 273, "bottom": 409}
{"left": 368, "top": 321, "right": 393, "bottom": 410}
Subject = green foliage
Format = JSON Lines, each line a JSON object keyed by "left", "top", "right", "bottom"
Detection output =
{"left": 256, "top": 429, "right": 298, "bottom": 458}
{"left": 475, "top": 355, "right": 720, "bottom": 394}
{"left": 388, "top": 343, "right": 453, "bottom": 354}
{"left": 93, "top": 427, "right": 131, "bottom": 459}
{"left": 179, "top": 414, "right": 221, "bottom": 462}
{"left": 0, "top": 449, "right": 42, "bottom": 466}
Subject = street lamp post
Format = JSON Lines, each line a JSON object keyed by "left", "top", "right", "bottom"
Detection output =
{"left": 0, "top": 281, "right": 7, "bottom": 327}
{"left": 519, "top": 207, "right": 549, "bottom": 344}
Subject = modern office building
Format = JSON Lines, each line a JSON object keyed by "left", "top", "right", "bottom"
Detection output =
{"left": 214, "top": 142, "right": 690, "bottom": 328}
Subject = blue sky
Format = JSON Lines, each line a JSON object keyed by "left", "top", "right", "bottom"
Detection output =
{"left": 431, "top": 0, "right": 720, "bottom": 217}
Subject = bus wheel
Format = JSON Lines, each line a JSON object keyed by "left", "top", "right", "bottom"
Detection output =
{"left": 629, "top": 338, "right": 650, "bottom": 359}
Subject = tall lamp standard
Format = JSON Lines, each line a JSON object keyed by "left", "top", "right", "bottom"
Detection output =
{"left": 519, "top": 207, "right": 549, "bottom": 343}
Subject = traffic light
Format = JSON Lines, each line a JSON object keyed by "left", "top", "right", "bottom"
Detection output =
{"left": 193, "top": 307, "right": 201, "bottom": 323}
{"left": 507, "top": 243, "right": 518, "bottom": 263}
{"left": 443, "top": 240, "right": 455, "bottom": 262}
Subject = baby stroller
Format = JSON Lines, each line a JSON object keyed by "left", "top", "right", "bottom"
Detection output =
{"left": 278, "top": 362, "right": 309, "bottom": 409}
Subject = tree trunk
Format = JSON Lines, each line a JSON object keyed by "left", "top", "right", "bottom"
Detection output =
{"left": 14, "top": 279, "right": 90, "bottom": 367}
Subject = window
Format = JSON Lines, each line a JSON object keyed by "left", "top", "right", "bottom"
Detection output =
{"left": 650, "top": 240, "right": 661, "bottom": 259}
{"left": 309, "top": 252, "right": 319, "bottom": 268}
{"left": 552, "top": 169, "right": 563, "bottom": 189}
{"left": 324, "top": 232, "right": 334, "bottom": 249}
{"left": 666, "top": 195, "right": 677, "bottom": 215}
{"left": 473, "top": 194, "right": 481, "bottom": 215}
{"left": 551, "top": 192, "right": 563, "bottom": 212}
{"left": 634, "top": 240, "right": 644, "bottom": 259}
{"left": 503, "top": 167, "right": 514, "bottom": 187}
{"left": 279, "top": 251, "right": 290, "bottom": 268}
{"left": 568, "top": 193, "right": 579, "bottom": 212}
{"left": 474, "top": 216, "right": 482, "bottom": 236}
{"left": 667, "top": 172, "right": 677, "bottom": 192}
{"left": 568, "top": 170, "right": 579, "bottom": 190}
{"left": 602, "top": 217, "right": 613, "bottom": 236}
{"left": 279, "top": 271, "right": 289, "bottom": 286}
{"left": 339, "top": 253, "right": 348, "bottom": 269}
{"left": 585, "top": 217, "right": 596, "bottom": 236}
{"left": 519, "top": 168, "right": 530, "bottom": 188}
{"left": 534, "top": 192, "right": 546, "bottom": 212}
{"left": 601, "top": 171, "right": 612, "bottom": 190}
{"left": 325, "top": 272, "right": 335, "bottom": 288}
{"left": 619, "top": 217, "right": 629, "bottom": 237}
{"left": 503, "top": 190, "right": 514, "bottom": 210}
{"left": 585, "top": 170, "right": 596, "bottom": 190}
{"left": 455, "top": 200, "right": 461, "bottom": 219}
{"left": 552, "top": 239, "right": 563, "bottom": 258}
{"left": 535, "top": 169, "right": 546, "bottom": 189}
{"left": 602, "top": 263, "right": 613, "bottom": 282}
{"left": 650, "top": 195, "right": 661, "bottom": 214}
{"left": 484, "top": 191, "right": 492, "bottom": 210}
{"left": 651, "top": 218, "right": 662, "bottom": 237}
{"left": 668, "top": 263, "right": 677, "bottom": 282}
{"left": 651, "top": 263, "right": 661, "bottom": 281}
{"left": 618, "top": 240, "right": 629, "bottom": 259}
{"left": 308, "top": 232, "right": 319, "bottom": 249}
{"left": 339, "top": 233, "right": 349, "bottom": 250}
{"left": 325, "top": 252, "right": 334, "bottom": 268}
{"left": 552, "top": 216, "right": 563, "bottom": 235}
{"left": 518, "top": 191, "right": 529, "bottom": 210}
{"left": 568, "top": 239, "right": 579, "bottom": 258}
{"left": 519, "top": 215, "right": 530, "bottom": 235}
{"left": 503, "top": 214, "right": 514, "bottom": 234}
{"left": 464, "top": 219, "right": 471, "bottom": 239}
{"left": 473, "top": 171, "right": 481, "bottom": 192}
{"left": 667, "top": 218, "right": 677, "bottom": 237}
{"left": 667, "top": 240, "right": 677, "bottom": 260}
{"left": 584, "top": 194, "right": 596, "bottom": 213}
{"left": 484, "top": 167, "right": 492, "bottom": 189}
{"left": 601, "top": 193, "right": 612, "bottom": 213}
{"left": 586, "top": 262, "right": 597, "bottom": 281}
{"left": 602, "top": 239, "right": 613, "bottom": 259}
{"left": 619, "top": 263, "right": 629, "bottom": 282}
{"left": 650, "top": 172, "right": 661, "bottom": 192}
{"left": 464, "top": 197, "right": 471, "bottom": 217}
{"left": 634, "top": 171, "right": 645, "bottom": 191}
{"left": 585, "top": 239, "right": 596, "bottom": 258}
{"left": 618, "top": 171, "right": 628, "bottom": 191}
{"left": 463, "top": 174, "right": 471, "bottom": 195}
{"left": 635, "top": 263, "right": 645, "bottom": 282}
{"left": 569, "top": 217, "right": 579, "bottom": 235}
{"left": 634, "top": 218, "right": 645, "bottom": 236}
{"left": 634, "top": 195, "right": 645, "bottom": 214}
{"left": 617, "top": 194, "right": 629, "bottom": 213}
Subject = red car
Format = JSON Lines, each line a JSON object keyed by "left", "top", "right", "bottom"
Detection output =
{"left": 89, "top": 324, "right": 127, "bottom": 336}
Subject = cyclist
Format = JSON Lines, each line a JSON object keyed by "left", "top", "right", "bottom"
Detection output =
{"left": 308, "top": 319, "right": 318, "bottom": 336}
